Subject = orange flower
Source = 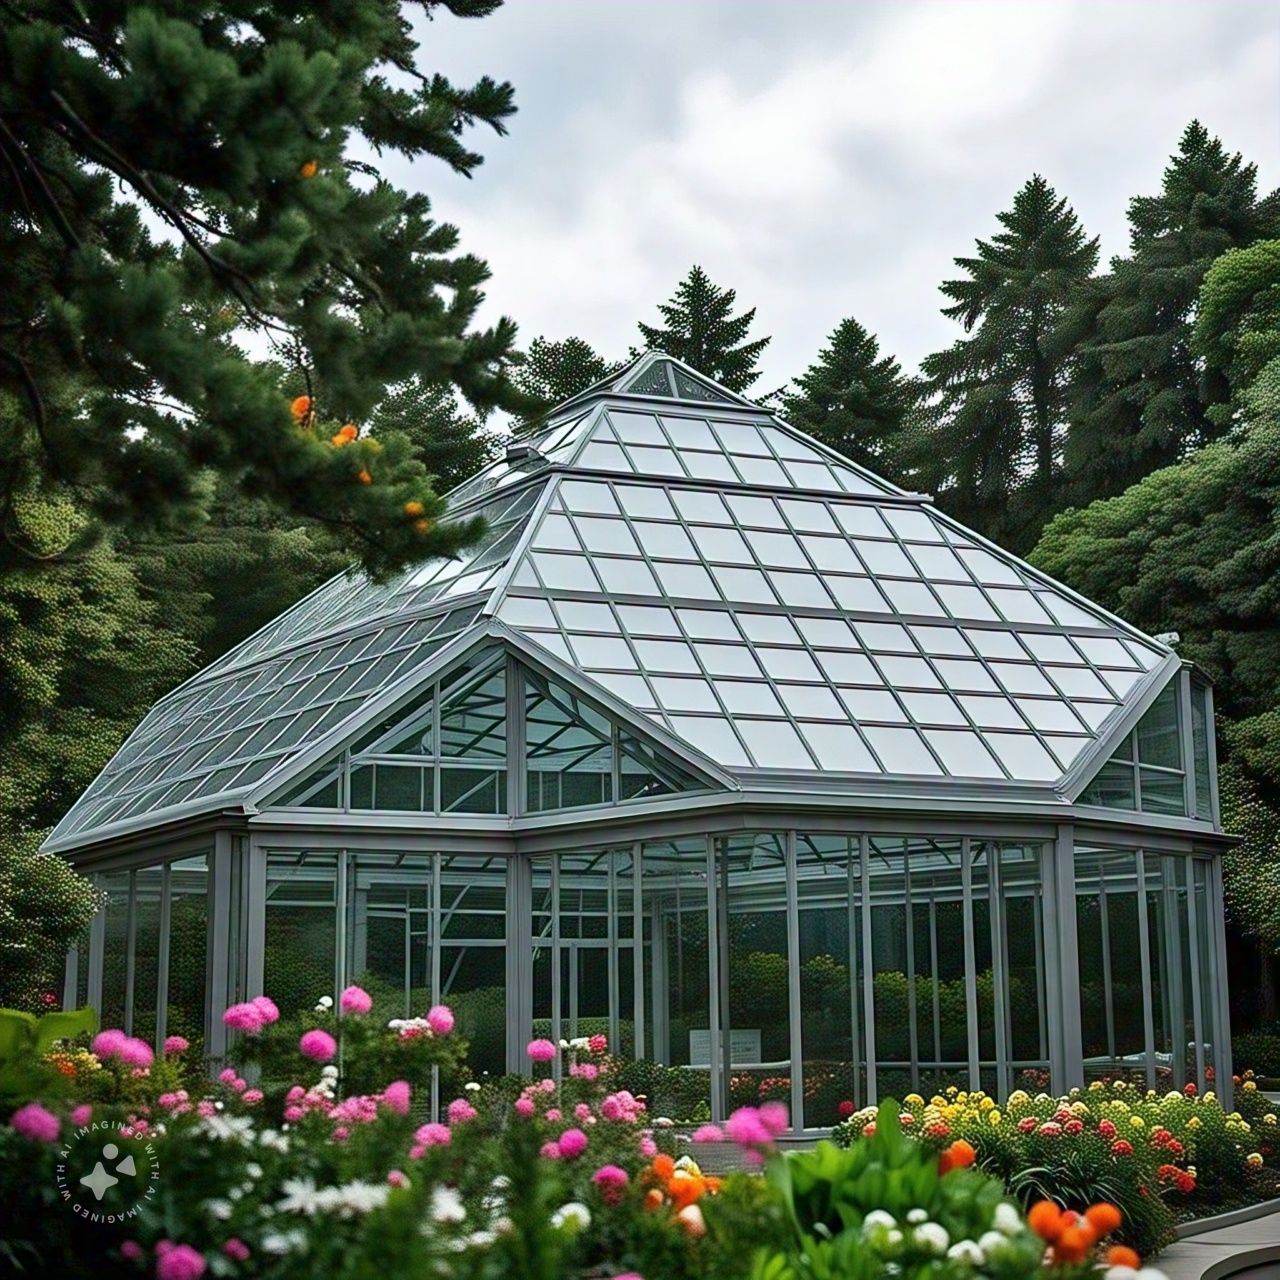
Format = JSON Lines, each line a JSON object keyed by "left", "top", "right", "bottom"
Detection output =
{"left": 413, "top": 517, "right": 432, "bottom": 535}
{"left": 357, "top": 469, "right": 372, "bottom": 485}
{"left": 668, "top": 1171, "right": 705, "bottom": 1210}
{"left": 299, "top": 160, "right": 318, "bottom": 178}
{"left": 339, "top": 423, "right": 358, "bottom": 441}
{"left": 650, "top": 1154, "right": 675, "bottom": 1182}
{"left": 1054, "top": 1224, "right": 1095, "bottom": 1263}
{"left": 1027, "top": 1200, "right": 1064, "bottom": 1242}
{"left": 290, "top": 394, "right": 312, "bottom": 421}
{"left": 939, "top": 1138, "right": 976, "bottom": 1174}
{"left": 1107, "top": 1245, "right": 1141, "bottom": 1268}
{"left": 404, "top": 500, "right": 425, "bottom": 518}
{"left": 643, "top": 1187, "right": 664, "bottom": 1212}
{"left": 1085, "top": 1203, "right": 1123, "bottom": 1236}
{"left": 330, "top": 432, "right": 348, "bottom": 447}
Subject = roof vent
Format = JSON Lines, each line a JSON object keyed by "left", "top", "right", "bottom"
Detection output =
{"left": 1154, "top": 631, "right": 1181, "bottom": 647}
{"left": 506, "top": 441, "right": 544, "bottom": 465}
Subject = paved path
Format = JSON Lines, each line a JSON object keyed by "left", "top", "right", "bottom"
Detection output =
{"left": 1159, "top": 1209, "right": 1280, "bottom": 1279}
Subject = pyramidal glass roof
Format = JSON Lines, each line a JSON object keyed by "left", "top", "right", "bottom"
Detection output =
{"left": 48, "top": 351, "right": 1174, "bottom": 852}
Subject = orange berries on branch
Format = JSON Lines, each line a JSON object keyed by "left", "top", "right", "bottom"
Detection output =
{"left": 1085, "top": 1203, "right": 1122, "bottom": 1235}
{"left": 357, "top": 469, "right": 372, "bottom": 485}
{"left": 404, "top": 501, "right": 425, "bottom": 518}
{"left": 330, "top": 423, "right": 359, "bottom": 447}
{"left": 299, "top": 160, "right": 318, "bottom": 178}
{"left": 1027, "top": 1200, "right": 1065, "bottom": 1242}
{"left": 938, "top": 1139, "right": 976, "bottom": 1174}
{"left": 290, "top": 394, "right": 313, "bottom": 426}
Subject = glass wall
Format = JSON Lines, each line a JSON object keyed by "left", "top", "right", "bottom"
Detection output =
{"left": 1075, "top": 845, "right": 1218, "bottom": 1092}
{"left": 265, "top": 851, "right": 339, "bottom": 1016}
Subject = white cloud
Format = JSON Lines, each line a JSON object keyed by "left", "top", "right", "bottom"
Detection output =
{"left": 409, "top": 0, "right": 1279, "bottom": 389}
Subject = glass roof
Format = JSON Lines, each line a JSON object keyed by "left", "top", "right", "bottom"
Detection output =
{"left": 46, "top": 603, "right": 482, "bottom": 846}
{"left": 48, "top": 351, "right": 1175, "bottom": 850}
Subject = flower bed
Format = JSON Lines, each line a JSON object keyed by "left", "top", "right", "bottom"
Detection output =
{"left": 2, "top": 994, "right": 1174, "bottom": 1279}
{"left": 833, "top": 1079, "right": 1280, "bottom": 1257}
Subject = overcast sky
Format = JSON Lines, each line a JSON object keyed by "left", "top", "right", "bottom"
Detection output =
{"left": 392, "top": 0, "right": 1279, "bottom": 391}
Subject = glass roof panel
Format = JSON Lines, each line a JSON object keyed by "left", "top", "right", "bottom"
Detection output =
{"left": 55, "top": 356, "right": 1175, "bottom": 849}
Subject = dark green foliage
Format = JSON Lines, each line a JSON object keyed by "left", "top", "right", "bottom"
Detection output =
{"left": 638, "top": 266, "right": 770, "bottom": 392}
{"left": 1063, "top": 122, "right": 1280, "bottom": 503}
{"left": 371, "top": 379, "right": 502, "bottom": 495}
{"left": 511, "top": 336, "right": 620, "bottom": 433}
{"left": 0, "top": 833, "right": 101, "bottom": 1011}
{"left": 914, "top": 176, "right": 1098, "bottom": 551}
{"left": 0, "top": 1, "right": 521, "bottom": 577}
{"left": 780, "top": 318, "right": 915, "bottom": 477}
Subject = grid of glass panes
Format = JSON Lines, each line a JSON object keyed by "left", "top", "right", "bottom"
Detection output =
{"left": 1079, "top": 682, "right": 1188, "bottom": 816}
{"left": 493, "top": 475, "right": 1163, "bottom": 779}
{"left": 619, "top": 358, "right": 739, "bottom": 405}
{"left": 201, "top": 483, "right": 548, "bottom": 680}
{"left": 572, "top": 407, "right": 895, "bottom": 498}
{"left": 49, "top": 604, "right": 483, "bottom": 842}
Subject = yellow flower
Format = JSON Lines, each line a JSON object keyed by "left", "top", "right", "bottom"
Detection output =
{"left": 1007, "top": 1090, "right": 1030, "bottom": 1108}
{"left": 1187, "top": 1116, "right": 1202, "bottom": 1129}
{"left": 1204, "top": 1091, "right": 1217, "bottom": 1103}
{"left": 1129, "top": 1115, "right": 1145, "bottom": 1129}
{"left": 1089, "top": 1081, "right": 1105, "bottom": 1092}
{"left": 1245, "top": 1081, "right": 1258, "bottom": 1092}
{"left": 904, "top": 1094, "right": 924, "bottom": 1108}
{"left": 1071, "top": 1101, "right": 1089, "bottom": 1116}
{"left": 989, "top": 1110, "right": 1002, "bottom": 1126}
{"left": 979, "top": 1097, "right": 995, "bottom": 1112}
{"left": 1248, "top": 1153, "right": 1264, "bottom": 1167}
{"left": 1264, "top": 1115, "right": 1277, "bottom": 1126}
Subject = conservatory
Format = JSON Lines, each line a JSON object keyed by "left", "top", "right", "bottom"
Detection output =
{"left": 48, "top": 352, "right": 1233, "bottom": 1131}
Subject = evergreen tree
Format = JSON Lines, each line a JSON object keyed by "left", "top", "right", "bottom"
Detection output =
{"left": 0, "top": 2, "right": 520, "bottom": 577}
{"left": 780, "top": 318, "right": 914, "bottom": 476}
{"left": 914, "top": 176, "right": 1098, "bottom": 549}
{"left": 637, "top": 266, "right": 770, "bottom": 392}
{"left": 372, "top": 379, "right": 502, "bottom": 494}
{"left": 512, "top": 336, "right": 618, "bottom": 428}
{"left": 1063, "top": 121, "right": 1280, "bottom": 503}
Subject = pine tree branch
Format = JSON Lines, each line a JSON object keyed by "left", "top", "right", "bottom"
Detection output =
{"left": 0, "top": 116, "right": 82, "bottom": 249}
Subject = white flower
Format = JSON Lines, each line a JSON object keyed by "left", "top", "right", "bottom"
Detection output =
{"left": 330, "top": 1180, "right": 390, "bottom": 1217}
{"left": 430, "top": 1186, "right": 467, "bottom": 1224}
{"left": 906, "top": 1208, "right": 928, "bottom": 1224}
{"left": 913, "top": 1223, "right": 949, "bottom": 1255}
{"left": 886, "top": 1228, "right": 904, "bottom": 1247}
{"left": 205, "top": 1198, "right": 233, "bottom": 1220}
{"left": 550, "top": 1202, "right": 591, "bottom": 1233}
{"left": 978, "top": 1230, "right": 1007, "bottom": 1254}
{"left": 463, "top": 1229, "right": 497, "bottom": 1249}
{"left": 229, "top": 1186, "right": 244, "bottom": 1201}
{"left": 491, "top": 1175, "right": 510, "bottom": 1191}
{"left": 862, "top": 1210, "right": 896, "bottom": 1232}
{"left": 321, "top": 1064, "right": 339, "bottom": 1079}
{"left": 948, "top": 1240, "right": 985, "bottom": 1265}
{"left": 1106, "top": 1269, "right": 1138, "bottom": 1280}
{"left": 993, "top": 1202, "right": 1022, "bottom": 1235}
{"left": 569, "top": 1036, "right": 590, "bottom": 1050}
{"left": 246, "top": 1162, "right": 263, "bottom": 1180}
{"left": 262, "top": 1229, "right": 306, "bottom": 1255}
{"left": 201, "top": 1113, "right": 254, "bottom": 1143}
{"left": 465, "top": 1081, "right": 481, "bottom": 1093}
{"left": 278, "top": 1177, "right": 323, "bottom": 1216}
{"left": 559, "top": 1039, "right": 570, "bottom": 1050}
{"left": 653, "top": 1116, "right": 674, "bottom": 1128}
{"left": 259, "top": 1129, "right": 290, "bottom": 1153}
{"left": 317, "top": 995, "right": 334, "bottom": 1009}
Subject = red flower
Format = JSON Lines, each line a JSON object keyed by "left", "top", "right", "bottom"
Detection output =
{"left": 1111, "top": 1139, "right": 1134, "bottom": 1156}
{"left": 1184, "top": 1083, "right": 1198, "bottom": 1097}
{"left": 1018, "top": 1116, "right": 1037, "bottom": 1134}
{"left": 1064, "top": 1119, "right": 1084, "bottom": 1135}
{"left": 837, "top": 1100, "right": 855, "bottom": 1119}
{"left": 1098, "top": 1119, "right": 1117, "bottom": 1139}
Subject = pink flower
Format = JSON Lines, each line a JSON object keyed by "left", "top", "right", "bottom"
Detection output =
{"left": 447, "top": 1098, "right": 478, "bottom": 1124}
{"left": 333, "top": 1126, "right": 350, "bottom": 1141}
{"left": 121, "top": 1240, "right": 143, "bottom": 1260}
{"left": 574, "top": 1103, "right": 594, "bottom": 1122}
{"left": 10, "top": 1102, "right": 59, "bottom": 1143}
{"left": 250, "top": 996, "right": 280, "bottom": 1024}
{"left": 382, "top": 1081, "right": 412, "bottom": 1115}
{"left": 163, "top": 1036, "right": 190, "bottom": 1055}
{"left": 692, "top": 1124, "right": 724, "bottom": 1142}
{"left": 71, "top": 1104, "right": 93, "bottom": 1127}
{"left": 299, "top": 1029, "right": 337, "bottom": 1062}
{"left": 155, "top": 1242, "right": 206, "bottom": 1280}
{"left": 92, "top": 1028, "right": 127, "bottom": 1059}
{"left": 539, "top": 1078, "right": 556, "bottom": 1093}
{"left": 514, "top": 1096, "right": 536, "bottom": 1117}
{"left": 588, "top": 1033, "right": 608, "bottom": 1054}
{"left": 222, "top": 1238, "right": 250, "bottom": 1262}
{"left": 218, "top": 1068, "right": 238, "bottom": 1086}
{"left": 340, "top": 985, "right": 373, "bottom": 1015}
{"left": 427, "top": 1005, "right": 455, "bottom": 1035}
{"left": 387, "top": 1169, "right": 409, "bottom": 1188}
{"left": 414, "top": 1122, "right": 451, "bottom": 1147}
{"left": 540, "top": 1141, "right": 562, "bottom": 1159}
{"left": 527, "top": 1038, "right": 557, "bottom": 1062}
{"left": 638, "top": 1136, "right": 657, "bottom": 1157}
{"left": 725, "top": 1106, "right": 773, "bottom": 1148}
{"left": 593, "top": 1163, "right": 630, "bottom": 1204}
{"left": 570, "top": 1062, "right": 600, "bottom": 1081}
{"left": 221, "top": 1003, "right": 264, "bottom": 1033}
{"left": 283, "top": 1105, "right": 304, "bottom": 1123}
{"left": 558, "top": 1127, "right": 588, "bottom": 1159}
{"left": 758, "top": 1102, "right": 788, "bottom": 1137}
{"left": 546, "top": 1108, "right": 562, "bottom": 1122}
{"left": 197, "top": 1100, "right": 217, "bottom": 1118}
{"left": 241, "top": 1089, "right": 263, "bottom": 1106}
